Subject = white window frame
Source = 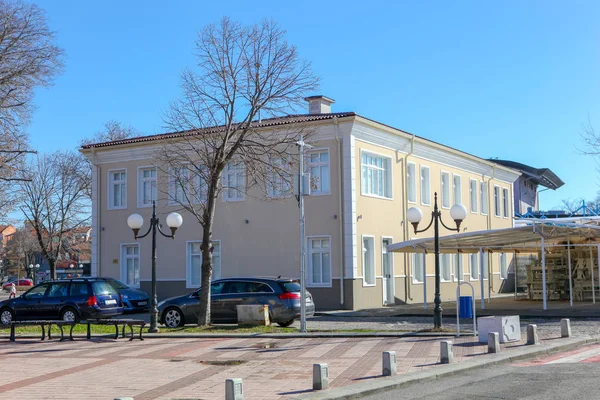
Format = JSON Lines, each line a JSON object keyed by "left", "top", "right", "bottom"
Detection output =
{"left": 500, "top": 253, "right": 508, "bottom": 279}
{"left": 108, "top": 169, "right": 127, "bottom": 210}
{"left": 266, "top": 156, "right": 293, "bottom": 199}
{"left": 493, "top": 185, "right": 501, "bottom": 217}
{"left": 412, "top": 253, "right": 425, "bottom": 284}
{"left": 453, "top": 174, "right": 462, "bottom": 206}
{"left": 362, "top": 235, "right": 376, "bottom": 286}
{"left": 480, "top": 181, "right": 488, "bottom": 215}
{"left": 307, "top": 148, "right": 331, "bottom": 196}
{"left": 440, "top": 253, "right": 452, "bottom": 282}
{"left": 186, "top": 240, "right": 221, "bottom": 288}
{"left": 469, "top": 253, "right": 479, "bottom": 281}
{"left": 420, "top": 165, "right": 431, "bottom": 206}
{"left": 168, "top": 166, "right": 189, "bottom": 206}
{"left": 407, "top": 162, "right": 416, "bottom": 203}
{"left": 440, "top": 171, "right": 450, "bottom": 209}
{"left": 360, "top": 150, "right": 392, "bottom": 199}
{"left": 502, "top": 187, "right": 509, "bottom": 218}
{"left": 137, "top": 166, "right": 157, "bottom": 208}
{"left": 222, "top": 161, "right": 246, "bottom": 202}
{"left": 469, "top": 179, "right": 478, "bottom": 213}
{"left": 307, "top": 235, "right": 332, "bottom": 288}
{"left": 120, "top": 243, "right": 140, "bottom": 288}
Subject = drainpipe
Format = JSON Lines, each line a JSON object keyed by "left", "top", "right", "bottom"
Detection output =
{"left": 404, "top": 135, "right": 416, "bottom": 302}
{"left": 334, "top": 117, "right": 345, "bottom": 307}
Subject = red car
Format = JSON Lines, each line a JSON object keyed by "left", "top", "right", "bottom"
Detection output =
{"left": 2, "top": 279, "right": 33, "bottom": 291}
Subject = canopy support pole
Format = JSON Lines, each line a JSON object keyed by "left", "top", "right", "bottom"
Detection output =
{"left": 590, "top": 246, "right": 595, "bottom": 304}
{"left": 423, "top": 249, "right": 427, "bottom": 310}
{"left": 568, "top": 241, "right": 573, "bottom": 307}
{"left": 479, "top": 248, "right": 485, "bottom": 310}
{"left": 542, "top": 237, "right": 547, "bottom": 311}
{"left": 514, "top": 250, "right": 518, "bottom": 300}
{"left": 597, "top": 244, "right": 600, "bottom": 305}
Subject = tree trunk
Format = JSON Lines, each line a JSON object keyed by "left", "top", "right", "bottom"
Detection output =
{"left": 197, "top": 223, "right": 213, "bottom": 326}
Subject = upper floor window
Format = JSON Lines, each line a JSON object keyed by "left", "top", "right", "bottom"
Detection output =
{"left": 407, "top": 162, "right": 416, "bottom": 203}
{"left": 223, "top": 161, "right": 245, "bottom": 201}
{"left": 108, "top": 169, "right": 126, "bottom": 209}
{"left": 361, "top": 152, "right": 391, "bottom": 198}
{"left": 502, "top": 188, "right": 509, "bottom": 218}
{"left": 440, "top": 172, "right": 450, "bottom": 208}
{"left": 138, "top": 167, "right": 157, "bottom": 207}
{"left": 169, "top": 166, "right": 188, "bottom": 205}
{"left": 494, "top": 186, "right": 501, "bottom": 217}
{"left": 267, "top": 157, "right": 293, "bottom": 198}
{"left": 420, "top": 165, "right": 430, "bottom": 205}
{"left": 192, "top": 166, "right": 208, "bottom": 204}
{"left": 469, "top": 179, "right": 478, "bottom": 213}
{"left": 453, "top": 175, "right": 462, "bottom": 205}
{"left": 480, "top": 181, "right": 488, "bottom": 215}
{"left": 307, "top": 150, "right": 330, "bottom": 195}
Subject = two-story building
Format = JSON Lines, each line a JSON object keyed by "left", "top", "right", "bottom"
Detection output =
{"left": 80, "top": 96, "right": 520, "bottom": 310}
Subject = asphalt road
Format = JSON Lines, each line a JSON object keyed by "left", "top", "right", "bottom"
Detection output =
{"left": 362, "top": 362, "right": 600, "bottom": 400}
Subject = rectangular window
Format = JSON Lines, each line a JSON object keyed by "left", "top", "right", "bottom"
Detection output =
{"left": 453, "top": 254, "right": 463, "bottom": 282}
{"left": 307, "top": 150, "right": 330, "bottom": 194}
{"left": 469, "top": 253, "right": 479, "bottom": 280}
{"left": 267, "top": 157, "right": 292, "bottom": 198}
{"left": 223, "top": 161, "right": 246, "bottom": 201}
{"left": 108, "top": 170, "right": 127, "bottom": 209}
{"left": 362, "top": 236, "right": 375, "bottom": 285}
{"left": 441, "top": 172, "right": 450, "bottom": 208}
{"left": 361, "top": 152, "right": 391, "bottom": 198}
{"left": 453, "top": 175, "right": 462, "bottom": 205}
{"left": 482, "top": 253, "right": 489, "bottom": 280}
{"left": 169, "top": 166, "right": 189, "bottom": 205}
{"left": 121, "top": 244, "right": 140, "bottom": 287}
{"left": 494, "top": 186, "right": 501, "bottom": 217}
{"left": 407, "top": 162, "right": 416, "bottom": 203}
{"left": 469, "top": 179, "right": 478, "bottom": 213}
{"left": 187, "top": 241, "right": 221, "bottom": 287}
{"left": 480, "top": 181, "right": 488, "bottom": 215}
{"left": 420, "top": 166, "right": 430, "bottom": 205}
{"left": 441, "top": 254, "right": 451, "bottom": 282}
{"left": 500, "top": 253, "right": 508, "bottom": 279}
{"left": 138, "top": 167, "right": 157, "bottom": 207}
{"left": 412, "top": 253, "right": 424, "bottom": 283}
{"left": 192, "top": 166, "right": 208, "bottom": 204}
{"left": 308, "top": 237, "right": 331, "bottom": 287}
{"left": 502, "top": 188, "right": 509, "bottom": 218}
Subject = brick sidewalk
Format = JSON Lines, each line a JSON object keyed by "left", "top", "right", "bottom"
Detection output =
{"left": 0, "top": 328, "right": 563, "bottom": 400}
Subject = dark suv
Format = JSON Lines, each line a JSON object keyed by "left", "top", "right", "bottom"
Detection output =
{"left": 159, "top": 277, "right": 316, "bottom": 328}
{"left": 0, "top": 278, "right": 124, "bottom": 325}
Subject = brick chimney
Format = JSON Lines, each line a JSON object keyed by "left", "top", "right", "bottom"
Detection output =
{"left": 304, "top": 95, "right": 335, "bottom": 114}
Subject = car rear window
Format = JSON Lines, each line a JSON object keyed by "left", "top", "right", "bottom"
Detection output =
{"left": 280, "top": 281, "right": 301, "bottom": 292}
{"left": 92, "top": 281, "right": 118, "bottom": 296}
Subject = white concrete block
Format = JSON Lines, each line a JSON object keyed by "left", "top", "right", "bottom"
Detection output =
{"left": 313, "top": 363, "right": 329, "bottom": 390}
{"left": 477, "top": 315, "right": 520, "bottom": 343}
{"left": 225, "top": 378, "right": 244, "bottom": 400}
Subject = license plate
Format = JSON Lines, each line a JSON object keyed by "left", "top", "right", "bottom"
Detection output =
{"left": 105, "top": 299, "right": 117, "bottom": 305}
{"left": 137, "top": 301, "right": 147, "bottom": 306}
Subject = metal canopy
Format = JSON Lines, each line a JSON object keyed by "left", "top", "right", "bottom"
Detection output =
{"left": 387, "top": 223, "right": 600, "bottom": 254}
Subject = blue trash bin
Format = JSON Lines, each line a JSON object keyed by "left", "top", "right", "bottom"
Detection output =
{"left": 459, "top": 296, "right": 473, "bottom": 319}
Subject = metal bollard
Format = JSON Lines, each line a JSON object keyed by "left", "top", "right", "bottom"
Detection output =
{"left": 382, "top": 351, "right": 397, "bottom": 376}
{"left": 560, "top": 319, "right": 572, "bottom": 338}
{"left": 527, "top": 324, "right": 539, "bottom": 345}
{"left": 488, "top": 332, "right": 500, "bottom": 353}
{"left": 440, "top": 340, "right": 453, "bottom": 364}
{"left": 225, "top": 378, "right": 244, "bottom": 400}
{"left": 313, "top": 363, "right": 329, "bottom": 390}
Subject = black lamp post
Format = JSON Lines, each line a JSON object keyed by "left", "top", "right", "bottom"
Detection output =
{"left": 407, "top": 192, "right": 467, "bottom": 329}
{"left": 127, "top": 201, "right": 183, "bottom": 333}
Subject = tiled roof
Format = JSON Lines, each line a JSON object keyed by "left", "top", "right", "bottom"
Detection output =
{"left": 80, "top": 112, "right": 356, "bottom": 149}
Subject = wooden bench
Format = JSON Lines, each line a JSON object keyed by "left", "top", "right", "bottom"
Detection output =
{"left": 85, "top": 319, "right": 146, "bottom": 341}
{"left": 10, "top": 320, "right": 77, "bottom": 342}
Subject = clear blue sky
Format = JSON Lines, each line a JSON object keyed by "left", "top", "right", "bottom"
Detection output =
{"left": 29, "top": 0, "right": 600, "bottom": 210}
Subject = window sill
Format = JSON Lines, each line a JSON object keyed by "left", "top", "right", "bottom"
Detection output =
{"left": 108, "top": 206, "right": 127, "bottom": 211}
{"left": 308, "top": 191, "right": 331, "bottom": 197}
{"left": 360, "top": 193, "right": 393, "bottom": 201}
{"left": 137, "top": 203, "right": 153, "bottom": 208}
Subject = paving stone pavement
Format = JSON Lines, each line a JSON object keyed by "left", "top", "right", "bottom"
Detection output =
{"left": 0, "top": 320, "right": 586, "bottom": 400}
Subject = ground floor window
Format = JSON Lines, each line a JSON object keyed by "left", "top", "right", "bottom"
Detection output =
{"left": 441, "top": 254, "right": 451, "bottom": 281}
{"left": 413, "top": 253, "right": 425, "bottom": 283}
{"left": 121, "top": 244, "right": 140, "bottom": 287}
{"left": 469, "top": 253, "right": 479, "bottom": 280}
{"left": 307, "top": 237, "right": 331, "bottom": 287}
{"left": 362, "top": 236, "right": 375, "bottom": 285}
{"left": 187, "top": 240, "right": 221, "bottom": 288}
{"left": 500, "top": 253, "right": 508, "bottom": 279}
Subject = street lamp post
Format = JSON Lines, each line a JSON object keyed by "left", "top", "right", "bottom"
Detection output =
{"left": 127, "top": 201, "right": 183, "bottom": 333}
{"left": 407, "top": 192, "right": 467, "bottom": 329}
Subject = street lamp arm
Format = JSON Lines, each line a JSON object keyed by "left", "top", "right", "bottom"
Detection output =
{"left": 414, "top": 213, "right": 435, "bottom": 234}
{"left": 134, "top": 222, "right": 153, "bottom": 240}
{"left": 156, "top": 223, "right": 175, "bottom": 239}
{"left": 438, "top": 213, "right": 461, "bottom": 232}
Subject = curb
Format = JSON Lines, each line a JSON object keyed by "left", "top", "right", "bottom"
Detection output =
{"left": 316, "top": 312, "right": 600, "bottom": 320}
{"left": 293, "top": 335, "right": 599, "bottom": 399}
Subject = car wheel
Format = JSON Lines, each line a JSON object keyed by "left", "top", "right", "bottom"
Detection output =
{"left": 0, "top": 308, "right": 14, "bottom": 325}
{"left": 60, "top": 307, "right": 79, "bottom": 322}
{"left": 163, "top": 307, "right": 184, "bottom": 328}
{"left": 277, "top": 319, "right": 294, "bottom": 327}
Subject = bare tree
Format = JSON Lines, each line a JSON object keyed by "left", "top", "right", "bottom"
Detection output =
{"left": 80, "top": 120, "right": 139, "bottom": 146}
{"left": 154, "top": 18, "right": 318, "bottom": 325}
{"left": 3, "top": 226, "right": 38, "bottom": 279}
{"left": 20, "top": 151, "right": 90, "bottom": 279}
{"left": 0, "top": 1, "right": 64, "bottom": 219}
